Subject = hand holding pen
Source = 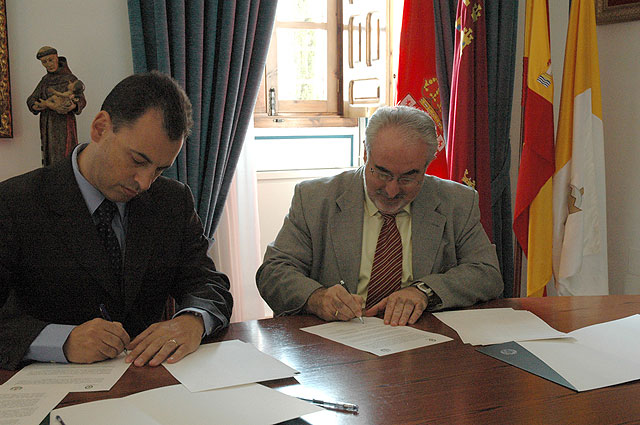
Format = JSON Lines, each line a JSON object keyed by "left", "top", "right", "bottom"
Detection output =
{"left": 100, "top": 304, "right": 128, "bottom": 354}
{"left": 339, "top": 280, "right": 364, "bottom": 324}
{"left": 305, "top": 280, "right": 365, "bottom": 322}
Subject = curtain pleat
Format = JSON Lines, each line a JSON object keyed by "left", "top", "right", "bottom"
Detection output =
{"left": 127, "top": 0, "right": 277, "bottom": 237}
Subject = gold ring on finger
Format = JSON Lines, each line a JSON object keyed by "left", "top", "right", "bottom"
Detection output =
{"left": 167, "top": 338, "right": 178, "bottom": 345}
{"left": 334, "top": 310, "right": 339, "bottom": 317}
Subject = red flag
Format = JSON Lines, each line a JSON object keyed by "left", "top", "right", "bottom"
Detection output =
{"left": 396, "top": 0, "right": 447, "bottom": 178}
{"left": 513, "top": 0, "right": 555, "bottom": 297}
{"left": 446, "top": 0, "right": 493, "bottom": 238}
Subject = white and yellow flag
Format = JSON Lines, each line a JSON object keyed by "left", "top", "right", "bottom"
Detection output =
{"left": 552, "top": 0, "right": 608, "bottom": 295}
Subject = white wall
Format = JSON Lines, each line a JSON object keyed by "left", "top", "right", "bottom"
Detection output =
{"left": 597, "top": 19, "right": 640, "bottom": 294}
{"left": 0, "top": 0, "right": 133, "bottom": 182}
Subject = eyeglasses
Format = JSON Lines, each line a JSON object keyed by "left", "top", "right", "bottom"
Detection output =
{"left": 369, "top": 167, "right": 423, "bottom": 188}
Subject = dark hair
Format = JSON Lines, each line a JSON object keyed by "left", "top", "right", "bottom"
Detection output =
{"left": 100, "top": 71, "right": 193, "bottom": 141}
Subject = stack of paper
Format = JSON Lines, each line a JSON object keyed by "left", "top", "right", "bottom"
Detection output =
{"left": 433, "top": 308, "right": 568, "bottom": 345}
{"left": 50, "top": 383, "right": 320, "bottom": 425}
{"left": 0, "top": 354, "right": 131, "bottom": 425}
{"left": 435, "top": 308, "right": 640, "bottom": 391}
{"left": 49, "top": 340, "right": 322, "bottom": 424}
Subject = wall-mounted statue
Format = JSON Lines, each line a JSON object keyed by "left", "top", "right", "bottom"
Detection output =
{"left": 26, "top": 46, "right": 86, "bottom": 166}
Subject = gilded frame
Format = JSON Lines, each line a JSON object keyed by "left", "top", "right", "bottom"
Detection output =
{"left": 596, "top": 0, "right": 640, "bottom": 25}
{"left": 0, "top": 0, "right": 11, "bottom": 138}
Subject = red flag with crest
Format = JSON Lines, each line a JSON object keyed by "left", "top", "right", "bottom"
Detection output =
{"left": 446, "top": 0, "right": 493, "bottom": 239}
{"left": 396, "top": 0, "right": 447, "bottom": 178}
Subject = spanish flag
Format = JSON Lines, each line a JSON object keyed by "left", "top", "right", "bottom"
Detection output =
{"left": 396, "top": 0, "right": 447, "bottom": 178}
{"left": 446, "top": 0, "right": 492, "bottom": 238}
{"left": 552, "top": 0, "right": 608, "bottom": 295}
{"left": 513, "top": 0, "right": 554, "bottom": 297}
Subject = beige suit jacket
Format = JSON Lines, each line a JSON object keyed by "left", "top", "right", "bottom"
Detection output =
{"left": 256, "top": 167, "right": 502, "bottom": 316}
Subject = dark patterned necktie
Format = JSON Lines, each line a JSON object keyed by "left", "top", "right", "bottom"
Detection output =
{"left": 366, "top": 212, "right": 403, "bottom": 309}
{"left": 94, "top": 199, "right": 123, "bottom": 278}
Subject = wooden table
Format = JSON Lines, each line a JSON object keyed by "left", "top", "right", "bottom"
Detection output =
{"left": 3, "top": 295, "right": 640, "bottom": 424}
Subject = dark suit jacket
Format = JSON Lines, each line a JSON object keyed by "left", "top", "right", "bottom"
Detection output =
{"left": 256, "top": 168, "right": 503, "bottom": 316}
{"left": 0, "top": 157, "right": 233, "bottom": 370}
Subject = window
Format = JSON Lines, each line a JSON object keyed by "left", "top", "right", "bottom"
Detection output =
{"left": 255, "top": 0, "right": 389, "bottom": 128}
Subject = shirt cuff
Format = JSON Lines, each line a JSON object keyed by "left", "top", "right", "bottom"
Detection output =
{"left": 23, "top": 324, "right": 76, "bottom": 363}
{"left": 174, "top": 308, "right": 214, "bottom": 337}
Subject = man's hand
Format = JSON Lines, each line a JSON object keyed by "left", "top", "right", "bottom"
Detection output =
{"left": 63, "top": 318, "right": 130, "bottom": 363}
{"left": 365, "top": 287, "right": 428, "bottom": 326}
{"left": 304, "top": 285, "right": 364, "bottom": 322}
{"left": 125, "top": 314, "right": 204, "bottom": 367}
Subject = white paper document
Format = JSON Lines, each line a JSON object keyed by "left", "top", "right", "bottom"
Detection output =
{"left": 163, "top": 339, "right": 298, "bottom": 392}
{"left": 433, "top": 308, "right": 568, "bottom": 345}
{"left": 0, "top": 385, "right": 67, "bottom": 425}
{"left": 301, "top": 317, "right": 452, "bottom": 355}
{"left": 50, "top": 383, "right": 322, "bottom": 425}
{"left": 2, "top": 354, "right": 130, "bottom": 392}
{"left": 519, "top": 314, "right": 640, "bottom": 391}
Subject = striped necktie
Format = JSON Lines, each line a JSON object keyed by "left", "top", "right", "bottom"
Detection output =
{"left": 366, "top": 212, "right": 403, "bottom": 308}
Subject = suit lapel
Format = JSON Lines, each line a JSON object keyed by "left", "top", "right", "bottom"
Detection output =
{"left": 329, "top": 169, "right": 365, "bottom": 293}
{"left": 411, "top": 178, "right": 446, "bottom": 278}
{"left": 42, "top": 158, "right": 122, "bottom": 302}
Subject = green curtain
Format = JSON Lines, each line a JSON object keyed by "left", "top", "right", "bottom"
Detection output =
{"left": 127, "top": 0, "right": 277, "bottom": 236}
{"left": 433, "top": 0, "right": 518, "bottom": 297}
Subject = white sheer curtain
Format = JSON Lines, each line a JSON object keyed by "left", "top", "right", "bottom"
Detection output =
{"left": 209, "top": 121, "right": 272, "bottom": 322}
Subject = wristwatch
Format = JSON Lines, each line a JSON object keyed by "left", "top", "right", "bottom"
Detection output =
{"left": 412, "top": 281, "right": 440, "bottom": 309}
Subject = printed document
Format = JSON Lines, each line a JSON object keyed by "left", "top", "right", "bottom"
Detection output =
{"left": 2, "top": 354, "right": 130, "bottom": 392}
{"left": 301, "top": 317, "right": 452, "bottom": 355}
{"left": 0, "top": 385, "right": 66, "bottom": 425}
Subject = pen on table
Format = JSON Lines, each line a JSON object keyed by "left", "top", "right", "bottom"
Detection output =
{"left": 297, "top": 397, "right": 359, "bottom": 413}
{"left": 55, "top": 415, "right": 67, "bottom": 425}
{"left": 99, "top": 303, "right": 127, "bottom": 354}
{"left": 339, "top": 279, "right": 364, "bottom": 324}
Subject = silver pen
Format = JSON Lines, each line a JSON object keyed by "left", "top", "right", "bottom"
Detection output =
{"left": 339, "top": 280, "right": 364, "bottom": 324}
{"left": 297, "top": 396, "right": 359, "bottom": 413}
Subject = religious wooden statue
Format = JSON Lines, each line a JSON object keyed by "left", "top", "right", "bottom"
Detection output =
{"left": 26, "top": 46, "right": 86, "bottom": 166}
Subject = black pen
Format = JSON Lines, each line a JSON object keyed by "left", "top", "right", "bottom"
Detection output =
{"left": 55, "top": 415, "right": 67, "bottom": 425}
{"left": 99, "top": 304, "right": 127, "bottom": 354}
{"left": 339, "top": 280, "right": 364, "bottom": 324}
{"left": 99, "top": 303, "right": 112, "bottom": 321}
{"left": 297, "top": 396, "right": 359, "bottom": 413}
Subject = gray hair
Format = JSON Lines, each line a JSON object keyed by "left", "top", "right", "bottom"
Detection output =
{"left": 364, "top": 105, "right": 438, "bottom": 162}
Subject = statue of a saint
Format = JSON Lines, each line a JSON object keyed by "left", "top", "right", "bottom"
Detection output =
{"left": 26, "top": 46, "right": 86, "bottom": 166}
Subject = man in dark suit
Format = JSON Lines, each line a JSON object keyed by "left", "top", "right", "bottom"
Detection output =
{"left": 257, "top": 106, "right": 502, "bottom": 326}
{"left": 0, "top": 72, "right": 233, "bottom": 370}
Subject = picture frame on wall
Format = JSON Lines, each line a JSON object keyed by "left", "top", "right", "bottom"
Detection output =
{"left": 0, "top": 0, "right": 12, "bottom": 138}
{"left": 596, "top": 0, "right": 640, "bottom": 25}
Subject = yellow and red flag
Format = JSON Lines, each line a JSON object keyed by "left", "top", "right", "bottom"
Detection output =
{"left": 446, "top": 0, "right": 492, "bottom": 238}
{"left": 513, "top": 0, "right": 555, "bottom": 297}
{"left": 396, "top": 0, "right": 447, "bottom": 178}
{"left": 552, "top": 0, "right": 608, "bottom": 295}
